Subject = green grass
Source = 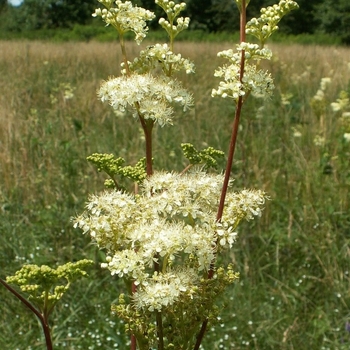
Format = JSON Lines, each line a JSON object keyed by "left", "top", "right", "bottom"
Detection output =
{"left": 0, "top": 40, "right": 350, "bottom": 349}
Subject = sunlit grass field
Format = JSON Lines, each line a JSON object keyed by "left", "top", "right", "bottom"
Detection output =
{"left": 0, "top": 40, "right": 349, "bottom": 349}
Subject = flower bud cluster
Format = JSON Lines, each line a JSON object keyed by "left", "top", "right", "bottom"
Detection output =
{"left": 74, "top": 171, "right": 267, "bottom": 311}
{"left": 98, "top": 73, "right": 193, "bottom": 126}
{"left": 6, "top": 260, "right": 93, "bottom": 309}
{"left": 158, "top": 17, "right": 190, "bottom": 38}
{"left": 129, "top": 43, "right": 195, "bottom": 75}
{"left": 156, "top": 0, "right": 190, "bottom": 38}
{"left": 246, "top": 0, "right": 299, "bottom": 43}
{"left": 156, "top": 0, "right": 187, "bottom": 19}
{"left": 92, "top": 1, "right": 155, "bottom": 44}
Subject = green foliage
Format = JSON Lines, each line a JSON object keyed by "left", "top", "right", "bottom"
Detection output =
{"left": 181, "top": 143, "right": 225, "bottom": 169}
{"left": 87, "top": 153, "right": 147, "bottom": 188}
{"left": 315, "top": 0, "right": 350, "bottom": 44}
{"left": 1, "top": 0, "right": 95, "bottom": 32}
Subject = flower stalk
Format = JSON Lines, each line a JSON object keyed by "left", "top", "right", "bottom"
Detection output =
{"left": 194, "top": 3, "right": 247, "bottom": 348}
{"left": 0, "top": 278, "right": 53, "bottom": 350}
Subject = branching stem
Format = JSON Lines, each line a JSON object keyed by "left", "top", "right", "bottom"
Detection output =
{"left": 0, "top": 278, "right": 53, "bottom": 350}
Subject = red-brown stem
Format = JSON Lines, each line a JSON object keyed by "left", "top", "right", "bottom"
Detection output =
{"left": 130, "top": 329, "right": 137, "bottom": 350}
{"left": 130, "top": 279, "right": 137, "bottom": 350}
{"left": 139, "top": 117, "right": 154, "bottom": 176}
{"left": 193, "top": 1, "right": 246, "bottom": 349}
{"left": 0, "top": 278, "right": 53, "bottom": 350}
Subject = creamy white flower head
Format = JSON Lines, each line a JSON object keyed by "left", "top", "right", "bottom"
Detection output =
{"left": 222, "top": 189, "right": 267, "bottom": 228}
{"left": 212, "top": 63, "right": 274, "bottom": 101}
{"left": 344, "top": 133, "right": 350, "bottom": 143}
{"left": 320, "top": 77, "right": 331, "bottom": 91}
{"left": 98, "top": 74, "right": 193, "bottom": 126}
{"left": 212, "top": 64, "right": 244, "bottom": 100}
{"left": 93, "top": 0, "right": 155, "bottom": 44}
{"left": 102, "top": 250, "right": 150, "bottom": 282}
{"left": 312, "top": 89, "right": 325, "bottom": 102}
{"left": 73, "top": 190, "right": 137, "bottom": 251}
{"left": 243, "top": 64, "right": 274, "bottom": 99}
{"left": 133, "top": 269, "right": 198, "bottom": 312}
{"left": 143, "top": 171, "right": 226, "bottom": 219}
{"left": 74, "top": 171, "right": 267, "bottom": 282}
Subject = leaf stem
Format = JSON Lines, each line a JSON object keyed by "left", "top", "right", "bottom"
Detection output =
{"left": 0, "top": 278, "right": 53, "bottom": 350}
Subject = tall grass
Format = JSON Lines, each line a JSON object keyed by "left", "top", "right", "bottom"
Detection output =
{"left": 0, "top": 40, "right": 349, "bottom": 349}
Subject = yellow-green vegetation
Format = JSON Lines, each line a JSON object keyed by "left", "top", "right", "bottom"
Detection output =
{"left": 0, "top": 40, "right": 350, "bottom": 349}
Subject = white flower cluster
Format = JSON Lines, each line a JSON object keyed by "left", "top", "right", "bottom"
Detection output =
{"left": 243, "top": 64, "right": 274, "bottom": 98}
{"left": 218, "top": 43, "right": 272, "bottom": 64}
{"left": 246, "top": 0, "right": 299, "bottom": 43}
{"left": 128, "top": 43, "right": 195, "bottom": 75}
{"left": 212, "top": 63, "right": 274, "bottom": 100}
{"left": 133, "top": 270, "right": 198, "bottom": 312}
{"left": 98, "top": 74, "right": 193, "bottom": 126}
{"left": 212, "top": 64, "right": 244, "bottom": 100}
{"left": 312, "top": 77, "right": 331, "bottom": 102}
{"left": 93, "top": 1, "right": 155, "bottom": 44}
{"left": 212, "top": 42, "right": 274, "bottom": 101}
{"left": 74, "top": 171, "right": 267, "bottom": 311}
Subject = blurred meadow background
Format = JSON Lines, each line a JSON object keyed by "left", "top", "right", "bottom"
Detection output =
{"left": 0, "top": 39, "right": 350, "bottom": 349}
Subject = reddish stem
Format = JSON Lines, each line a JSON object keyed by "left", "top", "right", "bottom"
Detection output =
{"left": 193, "top": 1, "right": 246, "bottom": 349}
{"left": 139, "top": 117, "right": 154, "bottom": 176}
{"left": 130, "top": 279, "right": 137, "bottom": 350}
{"left": 0, "top": 278, "right": 53, "bottom": 350}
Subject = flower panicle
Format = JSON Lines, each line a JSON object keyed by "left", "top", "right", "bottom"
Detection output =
{"left": 74, "top": 171, "right": 268, "bottom": 290}
{"left": 98, "top": 73, "right": 193, "bottom": 127}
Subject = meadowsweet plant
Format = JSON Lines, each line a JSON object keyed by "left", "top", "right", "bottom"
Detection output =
{"left": 73, "top": 0, "right": 299, "bottom": 349}
{"left": 2, "top": 0, "right": 299, "bottom": 349}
